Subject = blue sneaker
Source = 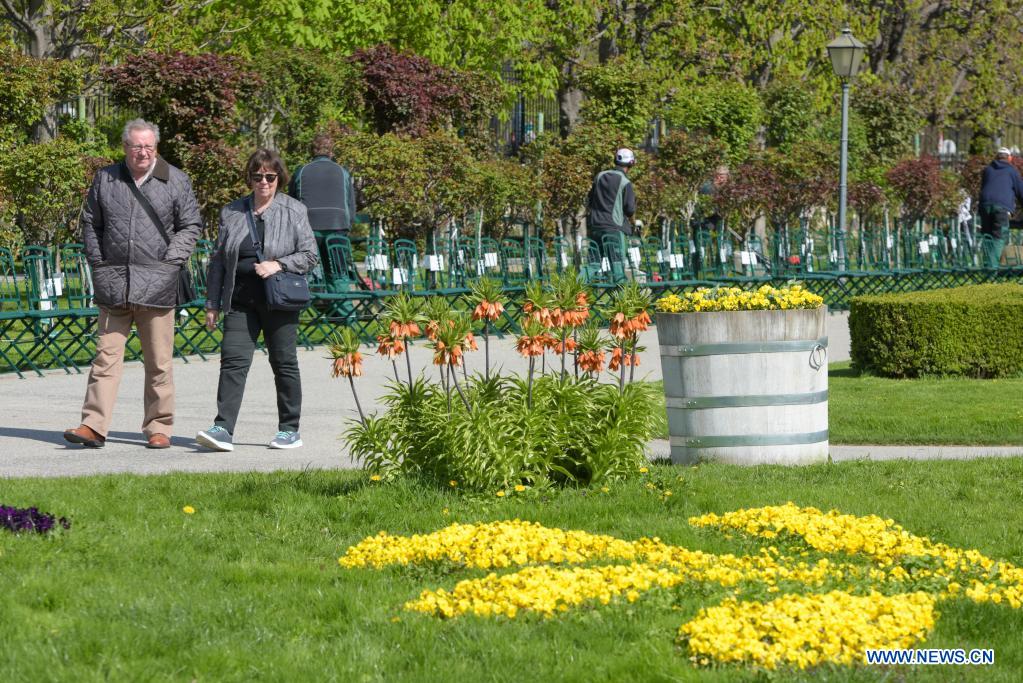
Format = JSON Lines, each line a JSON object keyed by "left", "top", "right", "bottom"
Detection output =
{"left": 269, "top": 431, "right": 303, "bottom": 449}
{"left": 196, "top": 426, "right": 233, "bottom": 452}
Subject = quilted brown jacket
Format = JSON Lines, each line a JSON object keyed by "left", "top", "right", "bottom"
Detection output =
{"left": 204, "top": 192, "right": 318, "bottom": 314}
{"left": 80, "top": 158, "right": 203, "bottom": 308}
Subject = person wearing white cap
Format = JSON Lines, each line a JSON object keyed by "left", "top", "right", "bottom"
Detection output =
{"left": 978, "top": 147, "right": 1023, "bottom": 267}
{"left": 586, "top": 148, "right": 637, "bottom": 263}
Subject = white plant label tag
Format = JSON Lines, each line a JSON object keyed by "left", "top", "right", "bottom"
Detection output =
{"left": 484, "top": 252, "right": 499, "bottom": 268}
{"left": 601, "top": 257, "right": 610, "bottom": 272}
{"left": 719, "top": 248, "right": 727, "bottom": 263}
{"left": 628, "top": 247, "right": 641, "bottom": 267}
{"left": 918, "top": 241, "right": 929, "bottom": 254}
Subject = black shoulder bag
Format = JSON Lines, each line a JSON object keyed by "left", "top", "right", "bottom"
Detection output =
{"left": 245, "top": 199, "right": 311, "bottom": 312}
{"left": 125, "top": 170, "right": 197, "bottom": 305}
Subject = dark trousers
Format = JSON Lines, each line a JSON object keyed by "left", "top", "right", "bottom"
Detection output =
{"left": 980, "top": 205, "right": 1010, "bottom": 268}
{"left": 215, "top": 306, "right": 302, "bottom": 434}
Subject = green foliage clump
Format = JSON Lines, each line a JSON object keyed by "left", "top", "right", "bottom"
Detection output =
{"left": 578, "top": 58, "right": 656, "bottom": 141}
{"left": 346, "top": 375, "right": 660, "bottom": 490}
{"left": 0, "top": 49, "right": 81, "bottom": 142}
{"left": 0, "top": 138, "right": 106, "bottom": 245}
{"left": 849, "top": 284, "right": 1023, "bottom": 378}
{"left": 666, "top": 80, "right": 762, "bottom": 163}
{"left": 763, "top": 79, "right": 817, "bottom": 151}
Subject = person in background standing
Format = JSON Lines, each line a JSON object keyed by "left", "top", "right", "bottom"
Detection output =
{"left": 978, "top": 147, "right": 1023, "bottom": 268}
{"left": 586, "top": 148, "right": 637, "bottom": 261}
{"left": 288, "top": 133, "right": 356, "bottom": 285}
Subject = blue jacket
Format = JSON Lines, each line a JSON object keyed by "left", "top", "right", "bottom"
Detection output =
{"left": 979, "top": 159, "right": 1023, "bottom": 213}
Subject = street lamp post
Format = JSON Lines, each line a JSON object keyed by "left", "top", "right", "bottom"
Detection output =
{"left": 827, "top": 27, "right": 867, "bottom": 272}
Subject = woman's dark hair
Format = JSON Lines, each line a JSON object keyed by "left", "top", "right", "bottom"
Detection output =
{"left": 244, "top": 148, "right": 289, "bottom": 190}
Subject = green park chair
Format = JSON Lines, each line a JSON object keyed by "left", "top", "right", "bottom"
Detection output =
{"left": 524, "top": 236, "right": 550, "bottom": 282}
{"left": 393, "top": 238, "right": 421, "bottom": 290}
{"left": 499, "top": 238, "right": 529, "bottom": 287}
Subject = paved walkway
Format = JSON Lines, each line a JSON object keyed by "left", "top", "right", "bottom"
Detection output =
{"left": 2, "top": 311, "right": 1019, "bottom": 479}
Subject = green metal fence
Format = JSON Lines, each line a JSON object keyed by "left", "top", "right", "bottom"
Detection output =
{"left": 3, "top": 230, "right": 1022, "bottom": 377}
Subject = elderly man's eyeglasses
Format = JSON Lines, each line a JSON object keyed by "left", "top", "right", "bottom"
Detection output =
{"left": 250, "top": 173, "right": 278, "bottom": 183}
{"left": 126, "top": 144, "right": 156, "bottom": 153}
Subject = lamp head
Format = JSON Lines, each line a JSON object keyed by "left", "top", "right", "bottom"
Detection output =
{"left": 827, "top": 27, "right": 867, "bottom": 79}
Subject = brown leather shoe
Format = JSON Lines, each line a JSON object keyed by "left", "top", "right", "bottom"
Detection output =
{"left": 147, "top": 433, "right": 171, "bottom": 449}
{"left": 64, "top": 424, "right": 105, "bottom": 448}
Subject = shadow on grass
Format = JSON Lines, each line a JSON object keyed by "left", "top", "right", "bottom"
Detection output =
{"left": 829, "top": 364, "right": 863, "bottom": 379}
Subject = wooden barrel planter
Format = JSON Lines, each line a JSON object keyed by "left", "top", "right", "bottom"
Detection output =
{"left": 656, "top": 307, "right": 828, "bottom": 465}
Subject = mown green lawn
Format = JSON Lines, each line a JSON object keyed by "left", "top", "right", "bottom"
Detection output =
{"left": 649, "top": 363, "right": 1023, "bottom": 445}
{"left": 2, "top": 460, "right": 1022, "bottom": 682}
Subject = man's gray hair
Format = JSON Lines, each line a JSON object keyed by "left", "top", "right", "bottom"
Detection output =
{"left": 122, "top": 118, "right": 160, "bottom": 145}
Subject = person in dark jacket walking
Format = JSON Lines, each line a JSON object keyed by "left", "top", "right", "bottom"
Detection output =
{"left": 288, "top": 133, "right": 356, "bottom": 286}
{"left": 587, "top": 148, "right": 637, "bottom": 260}
{"left": 196, "top": 148, "right": 318, "bottom": 452}
{"left": 64, "top": 119, "right": 202, "bottom": 450}
{"left": 978, "top": 147, "right": 1023, "bottom": 268}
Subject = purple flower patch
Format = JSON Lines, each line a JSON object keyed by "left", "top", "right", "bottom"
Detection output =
{"left": 0, "top": 504, "right": 71, "bottom": 534}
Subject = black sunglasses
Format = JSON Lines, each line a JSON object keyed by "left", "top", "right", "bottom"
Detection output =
{"left": 250, "top": 173, "right": 279, "bottom": 183}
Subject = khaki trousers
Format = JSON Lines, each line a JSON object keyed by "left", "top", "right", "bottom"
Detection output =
{"left": 80, "top": 306, "right": 176, "bottom": 438}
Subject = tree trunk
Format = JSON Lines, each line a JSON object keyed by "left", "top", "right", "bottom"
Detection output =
{"left": 557, "top": 78, "right": 583, "bottom": 138}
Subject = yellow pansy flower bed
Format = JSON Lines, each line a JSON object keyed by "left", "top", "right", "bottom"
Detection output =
{"left": 655, "top": 285, "right": 824, "bottom": 313}
{"left": 339, "top": 504, "right": 1023, "bottom": 670}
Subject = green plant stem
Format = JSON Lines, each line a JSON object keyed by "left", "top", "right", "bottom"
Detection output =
{"left": 629, "top": 336, "right": 638, "bottom": 384}
{"left": 527, "top": 355, "right": 534, "bottom": 409}
{"left": 618, "top": 344, "right": 627, "bottom": 394}
{"left": 484, "top": 323, "right": 490, "bottom": 381}
{"left": 392, "top": 360, "right": 400, "bottom": 384}
{"left": 347, "top": 375, "right": 365, "bottom": 425}
{"left": 573, "top": 328, "right": 579, "bottom": 379}
{"left": 404, "top": 339, "right": 413, "bottom": 387}
{"left": 560, "top": 331, "right": 567, "bottom": 379}
{"left": 449, "top": 363, "right": 471, "bottom": 413}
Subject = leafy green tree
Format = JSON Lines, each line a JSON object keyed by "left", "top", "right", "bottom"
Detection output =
{"left": 0, "top": 137, "right": 104, "bottom": 244}
{"left": 577, "top": 57, "right": 656, "bottom": 141}
{"left": 763, "top": 79, "right": 816, "bottom": 151}
{"left": 245, "top": 48, "right": 361, "bottom": 158}
{"left": 0, "top": 47, "right": 81, "bottom": 142}
{"left": 852, "top": 79, "right": 921, "bottom": 169}
{"left": 666, "top": 80, "right": 762, "bottom": 163}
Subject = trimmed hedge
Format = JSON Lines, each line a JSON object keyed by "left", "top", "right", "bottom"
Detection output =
{"left": 849, "top": 284, "right": 1023, "bottom": 378}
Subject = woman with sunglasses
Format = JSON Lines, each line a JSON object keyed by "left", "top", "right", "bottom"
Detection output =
{"left": 197, "top": 148, "right": 318, "bottom": 452}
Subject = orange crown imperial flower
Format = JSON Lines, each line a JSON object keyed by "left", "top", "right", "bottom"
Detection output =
{"left": 515, "top": 335, "right": 546, "bottom": 357}
{"left": 608, "top": 347, "right": 640, "bottom": 371}
{"left": 463, "top": 331, "right": 479, "bottom": 352}
{"left": 552, "top": 337, "right": 578, "bottom": 354}
{"left": 389, "top": 321, "right": 421, "bottom": 339}
{"left": 472, "top": 300, "right": 505, "bottom": 322}
{"left": 331, "top": 352, "right": 363, "bottom": 378}
{"left": 578, "top": 349, "right": 605, "bottom": 373}
{"left": 609, "top": 312, "right": 630, "bottom": 339}
{"left": 376, "top": 334, "right": 405, "bottom": 360}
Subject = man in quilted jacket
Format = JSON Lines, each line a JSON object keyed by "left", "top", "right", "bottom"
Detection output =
{"left": 64, "top": 119, "right": 202, "bottom": 449}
